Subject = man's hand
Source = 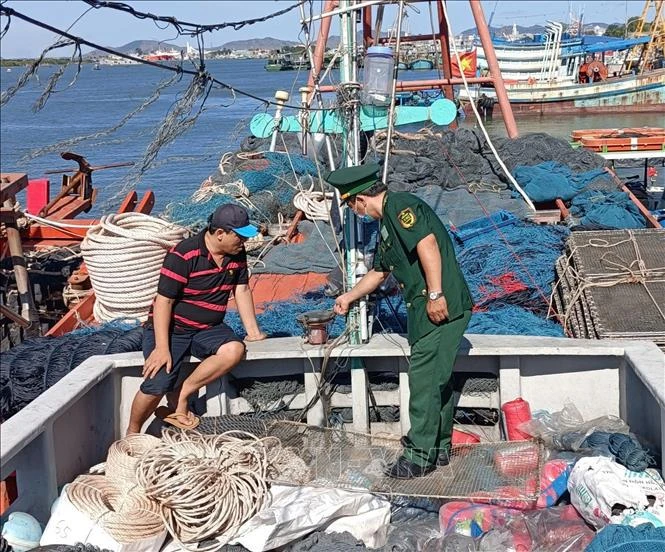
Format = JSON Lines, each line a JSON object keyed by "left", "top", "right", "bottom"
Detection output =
{"left": 143, "top": 347, "right": 172, "bottom": 379}
{"left": 426, "top": 295, "right": 449, "bottom": 324}
{"left": 334, "top": 293, "right": 353, "bottom": 316}
{"left": 244, "top": 331, "right": 267, "bottom": 342}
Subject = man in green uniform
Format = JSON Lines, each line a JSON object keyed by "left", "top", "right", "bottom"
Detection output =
{"left": 329, "top": 163, "right": 473, "bottom": 479}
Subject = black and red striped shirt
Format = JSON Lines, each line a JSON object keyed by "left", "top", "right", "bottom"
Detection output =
{"left": 148, "top": 231, "right": 249, "bottom": 331}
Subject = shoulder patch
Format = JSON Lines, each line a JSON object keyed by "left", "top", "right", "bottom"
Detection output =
{"left": 398, "top": 207, "right": 416, "bottom": 229}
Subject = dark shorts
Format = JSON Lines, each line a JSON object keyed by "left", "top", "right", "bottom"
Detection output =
{"left": 140, "top": 323, "right": 242, "bottom": 396}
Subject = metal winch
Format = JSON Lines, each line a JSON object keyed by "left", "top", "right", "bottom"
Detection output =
{"left": 296, "top": 310, "right": 335, "bottom": 345}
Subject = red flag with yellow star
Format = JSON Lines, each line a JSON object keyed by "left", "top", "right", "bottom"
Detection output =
{"left": 451, "top": 50, "right": 477, "bottom": 78}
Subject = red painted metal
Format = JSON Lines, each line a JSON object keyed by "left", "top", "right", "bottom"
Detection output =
{"left": 362, "top": 5, "right": 373, "bottom": 48}
{"left": 436, "top": 0, "right": 454, "bottom": 102}
{"left": 469, "top": 0, "right": 518, "bottom": 138}
{"left": 46, "top": 292, "right": 95, "bottom": 337}
{"left": 307, "top": 0, "right": 338, "bottom": 97}
{"left": 26, "top": 179, "right": 50, "bottom": 215}
{"left": 135, "top": 191, "right": 155, "bottom": 214}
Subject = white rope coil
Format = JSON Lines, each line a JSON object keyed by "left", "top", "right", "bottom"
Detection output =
{"left": 135, "top": 429, "right": 272, "bottom": 551}
{"left": 293, "top": 188, "right": 334, "bottom": 221}
{"left": 67, "top": 475, "right": 164, "bottom": 543}
{"left": 80, "top": 212, "right": 189, "bottom": 322}
{"left": 106, "top": 434, "right": 162, "bottom": 490}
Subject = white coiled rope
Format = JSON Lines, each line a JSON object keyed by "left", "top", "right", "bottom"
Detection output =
{"left": 135, "top": 429, "right": 273, "bottom": 551}
{"left": 293, "top": 188, "right": 334, "bottom": 221}
{"left": 67, "top": 475, "right": 165, "bottom": 543}
{"left": 81, "top": 212, "right": 189, "bottom": 322}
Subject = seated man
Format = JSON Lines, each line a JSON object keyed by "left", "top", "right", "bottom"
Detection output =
{"left": 126, "top": 204, "right": 266, "bottom": 434}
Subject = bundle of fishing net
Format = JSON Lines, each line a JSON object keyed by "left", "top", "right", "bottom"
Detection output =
{"left": 135, "top": 429, "right": 279, "bottom": 549}
{"left": 377, "top": 129, "right": 607, "bottom": 193}
{"left": 81, "top": 213, "right": 188, "bottom": 322}
{"left": 0, "top": 322, "right": 142, "bottom": 420}
{"left": 165, "top": 150, "right": 320, "bottom": 228}
{"left": 452, "top": 216, "right": 570, "bottom": 313}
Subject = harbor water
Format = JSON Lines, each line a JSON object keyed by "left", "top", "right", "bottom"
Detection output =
{"left": 0, "top": 58, "right": 658, "bottom": 214}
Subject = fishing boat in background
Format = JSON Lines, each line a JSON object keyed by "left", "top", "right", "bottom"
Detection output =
{"left": 264, "top": 54, "right": 294, "bottom": 71}
{"left": 408, "top": 58, "right": 434, "bottom": 70}
{"left": 459, "top": 9, "right": 665, "bottom": 115}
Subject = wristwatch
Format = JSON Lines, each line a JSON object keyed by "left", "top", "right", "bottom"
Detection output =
{"left": 428, "top": 290, "right": 444, "bottom": 301}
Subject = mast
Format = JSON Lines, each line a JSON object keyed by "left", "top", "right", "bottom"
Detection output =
{"left": 338, "top": 0, "right": 369, "bottom": 345}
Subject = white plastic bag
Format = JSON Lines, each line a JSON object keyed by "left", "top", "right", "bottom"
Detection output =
{"left": 568, "top": 456, "right": 665, "bottom": 528}
{"left": 227, "top": 485, "right": 390, "bottom": 551}
{"left": 40, "top": 487, "right": 167, "bottom": 552}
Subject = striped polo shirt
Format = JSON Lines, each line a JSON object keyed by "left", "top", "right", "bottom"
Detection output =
{"left": 148, "top": 231, "right": 249, "bottom": 331}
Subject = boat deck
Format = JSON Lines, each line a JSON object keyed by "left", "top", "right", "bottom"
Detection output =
{"left": 2, "top": 334, "right": 663, "bottom": 522}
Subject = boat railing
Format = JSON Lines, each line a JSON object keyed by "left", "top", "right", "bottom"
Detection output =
{"left": 1, "top": 335, "right": 664, "bottom": 524}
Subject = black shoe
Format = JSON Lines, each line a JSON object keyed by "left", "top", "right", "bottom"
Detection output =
{"left": 384, "top": 455, "right": 435, "bottom": 479}
{"left": 436, "top": 449, "right": 451, "bottom": 467}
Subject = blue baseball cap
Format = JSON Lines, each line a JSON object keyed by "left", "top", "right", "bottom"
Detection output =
{"left": 210, "top": 204, "right": 258, "bottom": 238}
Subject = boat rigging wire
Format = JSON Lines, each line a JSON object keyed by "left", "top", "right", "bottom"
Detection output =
{"left": 381, "top": 0, "right": 406, "bottom": 185}
{"left": 0, "top": 5, "right": 334, "bottom": 112}
{"left": 22, "top": 72, "right": 181, "bottom": 162}
{"left": 438, "top": 0, "right": 537, "bottom": 212}
{"left": 81, "top": 0, "right": 308, "bottom": 36}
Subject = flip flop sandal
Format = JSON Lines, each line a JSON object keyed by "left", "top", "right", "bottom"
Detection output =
{"left": 154, "top": 406, "right": 200, "bottom": 430}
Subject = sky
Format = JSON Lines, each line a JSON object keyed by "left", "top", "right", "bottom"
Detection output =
{"left": 0, "top": 0, "right": 645, "bottom": 59}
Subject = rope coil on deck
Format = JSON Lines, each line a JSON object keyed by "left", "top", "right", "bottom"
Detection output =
{"left": 105, "top": 434, "right": 162, "bottom": 489}
{"left": 67, "top": 475, "right": 164, "bottom": 543}
{"left": 80, "top": 213, "right": 188, "bottom": 322}
{"left": 135, "top": 429, "right": 273, "bottom": 550}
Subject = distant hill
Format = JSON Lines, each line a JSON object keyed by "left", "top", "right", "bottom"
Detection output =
{"left": 86, "top": 40, "right": 183, "bottom": 57}
{"left": 217, "top": 37, "right": 299, "bottom": 51}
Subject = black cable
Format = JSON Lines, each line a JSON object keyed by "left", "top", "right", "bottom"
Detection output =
{"left": 0, "top": 4, "right": 332, "bottom": 111}
{"left": 81, "top": 0, "right": 307, "bottom": 36}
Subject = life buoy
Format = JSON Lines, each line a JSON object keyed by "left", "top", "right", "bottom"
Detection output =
{"left": 527, "top": 77, "right": 536, "bottom": 86}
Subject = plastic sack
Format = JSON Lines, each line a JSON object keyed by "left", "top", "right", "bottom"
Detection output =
{"left": 467, "top": 459, "right": 570, "bottom": 511}
{"left": 477, "top": 505, "right": 594, "bottom": 552}
{"left": 40, "top": 487, "right": 167, "bottom": 552}
{"left": 518, "top": 402, "right": 630, "bottom": 451}
{"left": 227, "top": 485, "right": 390, "bottom": 551}
{"left": 568, "top": 456, "right": 665, "bottom": 529}
{"left": 536, "top": 460, "right": 573, "bottom": 508}
{"left": 440, "top": 502, "right": 521, "bottom": 537}
{"left": 383, "top": 515, "right": 479, "bottom": 552}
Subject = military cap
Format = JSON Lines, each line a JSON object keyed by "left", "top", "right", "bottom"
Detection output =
{"left": 325, "top": 163, "right": 381, "bottom": 201}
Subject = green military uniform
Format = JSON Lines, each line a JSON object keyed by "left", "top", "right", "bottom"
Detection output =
{"left": 327, "top": 164, "right": 474, "bottom": 468}
{"left": 374, "top": 191, "right": 473, "bottom": 466}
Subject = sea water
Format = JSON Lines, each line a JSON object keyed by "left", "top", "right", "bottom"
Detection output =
{"left": 0, "top": 58, "right": 657, "bottom": 214}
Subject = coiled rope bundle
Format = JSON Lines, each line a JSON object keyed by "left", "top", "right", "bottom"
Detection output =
{"left": 67, "top": 475, "right": 164, "bottom": 543}
{"left": 135, "top": 429, "right": 272, "bottom": 550}
{"left": 81, "top": 213, "right": 188, "bottom": 322}
{"left": 105, "top": 434, "right": 161, "bottom": 489}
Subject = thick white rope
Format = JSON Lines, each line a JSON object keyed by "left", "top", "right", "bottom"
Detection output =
{"left": 67, "top": 475, "right": 164, "bottom": 543}
{"left": 293, "top": 187, "right": 335, "bottom": 221}
{"left": 22, "top": 211, "right": 96, "bottom": 228}
{"left": 135, "top": 429, "right": 274, "bottom": 551}
{"left": 80, "top": 212, "right": 188, "bottom": 322}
